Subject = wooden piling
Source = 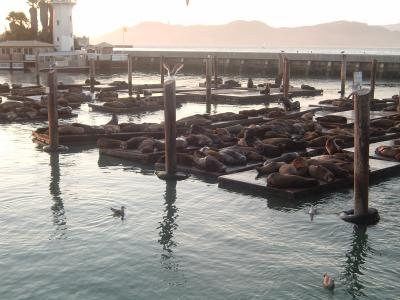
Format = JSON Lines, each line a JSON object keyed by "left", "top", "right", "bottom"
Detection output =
{"left": 340, "top": 54, "right": 347, "bottom": 98}
{"left": 370, "top": 59, "right": 377, "bottom": 100}
{"left": 206, "top": 56, "right": 212, "bottom": 108}
{"left": 47, "top": 70, "right": 59, "bottom": 150}
{"left": 128, "top": 55, "right": 133, "bottom": 97}
{"left": 35, "top": 53, "right": 40, "bottom": 86}
{"left": 163, "top": 78, "right": 177, "bottom": 176}
{"left": 283, "top": 57, "right": 290, "bottom": 98}
{"left": 353, "top": 89, "right": 370, "bottom": 216}
{"left": 160, "top": 56, "right": 165, "bottom": 85}
{"left": 89, "top": 59, "right": 95, "bottom": 93}
{"left": 213, "top": 56, "right": 218, "bottom": 88}
{"left": 276, "top": 53, "right": 284, "bottom": 85}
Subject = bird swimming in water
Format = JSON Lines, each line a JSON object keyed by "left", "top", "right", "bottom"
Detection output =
{"left": 111, "top": 206, "right": 125, "bottom": 219}
{"left": 323, "top": 273, "right": 335, "bottom": 290}
{"left": 309, "top": 205, "right": 317, "bottom": 221}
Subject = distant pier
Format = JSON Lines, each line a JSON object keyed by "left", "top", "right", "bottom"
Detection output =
{"left": 101, "top": 50, "right": 400, "bottom": 79}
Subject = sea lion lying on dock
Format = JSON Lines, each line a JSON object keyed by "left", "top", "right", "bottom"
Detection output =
{"left": 97, "top": 137, "right": 124, "bottom": 149}
{"left": 58, "top": 125, "right": 85, "bottom": 135}
{"left": 256, "top": 162, "right": 285, "bottom": 178}
{"left": 308, "top": 165, "right": 335, "bottom": 183}
{"left": 193, "top": 151, "right": 226, "bottom": 173}
{"left": 138, "top": 139, "right": 165, "bottom": 153}
{"left": 266, "top": 173, "right": 319, "bottom": 189}
{"left": 375, "top": 145, "right": 400, "bottom": 160}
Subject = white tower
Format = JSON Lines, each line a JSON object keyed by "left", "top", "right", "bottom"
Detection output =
{"left": 51, "top": 0, "right": 76, "bottom": 52}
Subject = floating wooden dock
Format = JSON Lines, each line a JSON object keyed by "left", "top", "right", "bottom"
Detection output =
{"left": 218, "top": 158, "right": 400, "bottom": 200}
{"left": 345, "top": 140, "right": 400, "bottom": 162}
{"left": 99, "top": 148, "right": 164, "bottom": 164}
{"left": 317, "top": 110, "right": 398, "bottom": 127}
{"left": 32, "top": 130, "right": 168, "bottom": 145}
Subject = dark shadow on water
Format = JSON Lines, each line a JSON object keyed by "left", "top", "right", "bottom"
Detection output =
{"left": 342, "top": 225, "right": 373, "bottom": 299}
{"left": 49, "top": 153, "right": 68, "bottom": 239}
{"left": 158, "top": 180, "right": 179, "bottom": 268}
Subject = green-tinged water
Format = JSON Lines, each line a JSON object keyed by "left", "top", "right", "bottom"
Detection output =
{"left": 0, "top": 71, "right": 399, "bottom": 299}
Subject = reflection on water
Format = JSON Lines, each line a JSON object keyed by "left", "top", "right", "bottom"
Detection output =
{"left": 158, "top": 180, "right": 179, "bottom": 269}
{"left": 49, "top": 153, "right": 68, "bottom": 239}
{"left": 342, "top": 225, "right": 372, "bottom": 299}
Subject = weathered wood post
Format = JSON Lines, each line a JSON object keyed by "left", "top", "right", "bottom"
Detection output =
{"left": 276, "top": 53, "right": 284, "bottom": 85}
{"left": 370, "top": 59, "right": 377, "bottom": 101}
{"left": 340, "top": 89, "right": 379, "bottom": 225}
{"left": 128, "top": 54, "right": 133, "bottom": 97}
{"left": 89, "top": 59, "right": 95, "bottom": 93}
{"left": 160, "top": 56, "right": 165, "bottom": 85}
{"left": 206, "top": 55, "right": 212, "bottom": 113}
{"left": 156, "top": 66, "right": 187, "bottom": 181}
{"left": 43, "top": 69, "right": 68, "bottom": 152}
{"left": 213, "top": 55, "right": 218, "bottom": 88}
{"left": 397, "top": 90, "right": 400, "bottom": 113}
{"left": 283, "top": 56, "right": 290, "bottom": 98}
{"left": 340, "top": 54, "right": 347, "bottom": 98}
{"left": 35, "top": 52, "right": 40, "bottom": 86}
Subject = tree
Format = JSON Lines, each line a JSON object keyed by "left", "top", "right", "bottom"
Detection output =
{"left": 27, "top": 0, "right": 39, "bottom": 38}
{"left": 5, "top": 11, "right": 31, "bottom": 40}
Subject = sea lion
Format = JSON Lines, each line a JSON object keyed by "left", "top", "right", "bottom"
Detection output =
{"left": 279, "top": 157, "right": 308, "bottom": 176}
{"left": 0, "top": 100, "right": 24, "bottom": 112}
{"left": 308, "top": 165, "right": 335, "bottom": 183}
{"left": 97, "top": 138, "right": 124, "bottom": 149}
{"left": 307, "top": 159, "right": 349, "bottom": 178}
{"left": 193, "top": 151, "right": 226, "bottom": 173}
{"left": 256, "top": 162, "right": 285, "bottom": 178}
{"left": 304, "top": 131, "right": 320, "bottom": 141}
{"left": 264, "top": 152, "right": 299, "bottom": 165}
{"left": 119, "top": 123, "right": 148, "bottom": 133}
{"left": 58, "top": 125, "right": 85, "bottom": 135}
{"left": 138, "top": 139, "right": 157, "bottom": 153}
{"left": 186, "top": 134, "right": 213, "bottom": 147}
{"left": 121, "top": 136, "right": 148, "bottom": 150}
{"left": 219, "top": 149, "right": 247, "bottom": 165}
{"left": 176, "top": 137, "right": 188, "bottom": 150}
{"left": 254, "top": 142, "right": 282, "bottom": 158}
{"left": 266, "top": 173, "right": 319, "bottom": 189}
{"left": 371, "top": 118, "right": 395, "bottom": 129}
{"left": 375, "top": 145, "right": 400, "bottom": 160}
{"left": 102, "top": 124, "right": 120, "bottom": 134}
{"left": 336, "top": 162, "right": 354, "bottom": 174}
{"left": 309, "top": 136, "right": 329, "bottom": 147}
{"left": 262, "top": 138, "right": 292, "bottom": 146}
{"left": 283, "top": 140, "right": 308, "bottom": 151}
{"left": 325, "top": 137, "right": 343, "bottom": 155}
{"left": 72, "top": 123, "right": 105, "bottom": 134}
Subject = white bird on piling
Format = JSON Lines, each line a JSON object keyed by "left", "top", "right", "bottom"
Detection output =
{"left": 111, "top": 206, "right": 125, "bottom": 219}
{"left": 309, "top": 205, "right": 317, "bottom": 221}
{"left": 323, "top": 273, "right": 335, "bottom": 290}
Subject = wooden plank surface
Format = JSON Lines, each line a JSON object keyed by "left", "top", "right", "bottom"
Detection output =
{"left": 218, "top": 158, "right": 400, "bottom": 199}
{"left": 100, "top": 148, "right": 164, "bottom": 164}
{"left": 345, "top": 139, "right": 400, "bottom": 162}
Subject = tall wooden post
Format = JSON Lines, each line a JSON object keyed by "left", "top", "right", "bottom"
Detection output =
{"left": 353, "top": 89, "right": 370, "bottom": 217}
{"left": 213, "top": 56, "right": 218, "bottom": 88}
{"left": 340, "top": 54, "right": 347, "bottom": 98}
{"left": 9, "top": 53, "right": 13, "bottom": 71}
{"left": 276, "top": 53, "right": 284, "bottom": 85}
{"left": 206, "top": 56, "right": 212, "bottom": 112}
{"left": 163, "top": 78, "right": 177, "bottom": 176}
{"left": 89, "top": 59, "right": 95, "bottom": 93}
{"left": 370, "top": 59, "right": 377, "bottom": 101}
{"left": 160, "top": 56, "right": 165, "bottom": 85}
{"left": 35, "top": 52, "right": 40, "bottom": 86}
{"left": 283, "top": 57, "right": 290, "bottom": 98}
{"left": 47, "top": 69, "right": 59, "bottom": 151}
{"left": 128, "top": 55, "right": 133, "bottom": 97}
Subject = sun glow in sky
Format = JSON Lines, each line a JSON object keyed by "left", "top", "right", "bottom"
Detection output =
{"left": 1, "top": 0, "right": 399, "bottom": 38}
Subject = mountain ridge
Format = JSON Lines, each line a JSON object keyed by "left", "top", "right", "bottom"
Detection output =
{"left": 93, "top": 20, "right": 400, "bottom": 48}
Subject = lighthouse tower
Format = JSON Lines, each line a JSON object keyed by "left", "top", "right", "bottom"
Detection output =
{"left": 51, "top": 0, "right": 76, "bottom": 52}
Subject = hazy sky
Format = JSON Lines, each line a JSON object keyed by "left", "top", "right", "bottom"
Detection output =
{"left": 1, "top": 0, "right": 399, "bottom": 38}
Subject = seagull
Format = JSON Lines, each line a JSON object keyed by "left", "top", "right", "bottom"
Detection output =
{"left": 323, "top": 273, "right": 335, "bottom": 290}
{"left": 111, "top": 206, "right": 125, "bottom": 219}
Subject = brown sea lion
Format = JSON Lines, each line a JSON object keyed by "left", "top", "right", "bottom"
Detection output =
{"left": 219, "top": 149, "right": 247, "bottom": 165}
{"left": 186, "top": 134, "right": 213, "bottom": 147}
{"left": 193, "top": 151, "right": 226, "bottom": 173}
{"left": 304, "top": 131, "right": 320, "bottom": 141}
{"left": 256, "top": 162, "right": 285, "bottom": 178}
{"left": 138, "top": 139, "right": 157, "bottom": 153}
{"left": 58, "top": 125, "right": 85, "bottom": 135}
{"left": 121, "top": 136, "right": 148, "bottom": 150}
{"left": 371, "top": 118, "right": 395, "bottom": 129}
{"left": 375, "top": 145, "right": 400, "bottom": 160}
{"left": 307, "top": 159, "right": 349, "bottom": 178}
{"left": 279, "top": 161, "right": 308, "bottom": 177}
{"left": 264, "top": 152, "right": 299, "bottom": 165}
{"left": 266, "top": 173, "right": 319, "bottom": 189}
{"left": 336, "top": 162, "right": 354, "bottom": 174}
{"left": 325, "top": 137, "right": 343, "bottom": 155}
{"left": 176, "top": 137, "right": 188, "bottom": 150}
{"left": 262, "top": 138, "right": 292, "bottom": 146}
{"left": 97, "top": 138, "right": 123, "bottom": 149}
{"left": 309, "top": 136, "right": 329, "bottom": 147}
{"left": 254, "top": 142, "right": 282, "bottom": 158}
{"left": 308, "top": 165, "right": 335, "bottom": 183}
{"left": 119, "top": 123, "right": 148, "bottom": 133}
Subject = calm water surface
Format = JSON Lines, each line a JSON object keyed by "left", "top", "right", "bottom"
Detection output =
{"left": 0, "top": 71, "right": 399, "bottom": 300}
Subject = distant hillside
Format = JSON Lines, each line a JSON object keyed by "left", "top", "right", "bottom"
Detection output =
{"left": 384, "top": 23, "right": 400, "bottom": 31}
{"left": 93, "top": 20, "right": 400, "bottom": 48}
